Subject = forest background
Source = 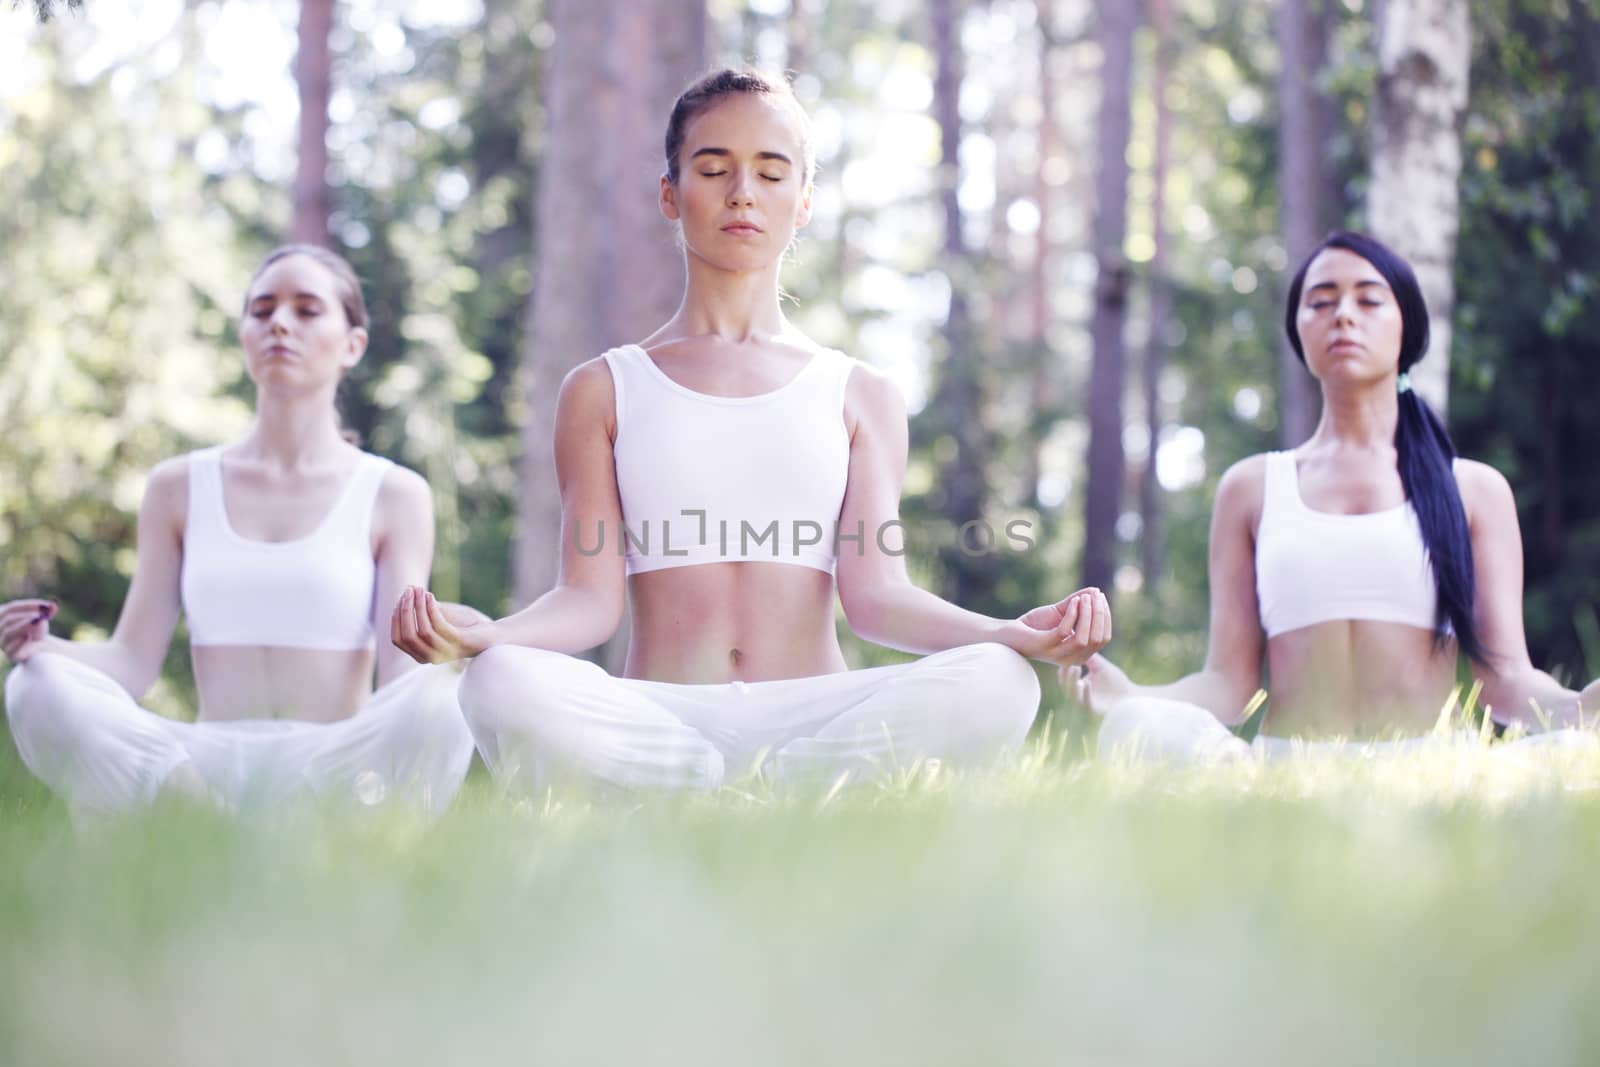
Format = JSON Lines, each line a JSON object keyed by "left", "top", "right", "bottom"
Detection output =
{"left": 2, "top": 0, "right": 1596, "bottom": 729}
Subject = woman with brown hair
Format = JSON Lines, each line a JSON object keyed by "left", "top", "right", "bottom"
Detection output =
{"left": 392, "top": 70, "right": 1111, "bottom": 792}
{"left": 2, "top": 245, "right": 475, "bottom": 816}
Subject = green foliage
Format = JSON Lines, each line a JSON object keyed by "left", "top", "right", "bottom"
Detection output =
{"left": 1453, "top": 0, "right": 1600, "bottom": 678}
{"left": 0, "top": 18, "right": 255, "bottom": 714}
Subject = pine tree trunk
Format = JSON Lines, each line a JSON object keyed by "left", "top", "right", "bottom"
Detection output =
{"left": 514, "top": 0, "right": 708, "bottom": 614}
{"left": 1368, "top": 0, "right": 1470, "bottom": 415}
{"left": 927, "top": 0, "right": 996, "bottom": 607}
{"left": 1081, "top": 0, "right": 1140, "bottom": 593}
{"left": 292, "top": 0, "right": 334, "bottom": 247}
{"left": 1140, "top": 0, "right": 1172, "bottom": 595}
{"left": 1276, "top": 0, "right": 1340, "bottom": 444}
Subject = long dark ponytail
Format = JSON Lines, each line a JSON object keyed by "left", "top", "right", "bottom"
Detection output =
{"left": 1284, "top": 231, "right": 1490, "bottom": 665}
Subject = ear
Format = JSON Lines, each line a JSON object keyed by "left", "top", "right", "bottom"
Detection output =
{"left": 659, "top": 174, "right": 680, "bottom": 221}
{"left": 342, "top": 326, "right": 369, "bottom": 372}
{"left": 794, "top": 180, "right": 814, "bottom": 231}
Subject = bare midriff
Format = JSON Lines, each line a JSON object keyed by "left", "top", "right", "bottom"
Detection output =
{"left": 625, "top": 561, "right": 848, "bottom": 684}
{"left": 1263, "top": 619, "right": 1459, "bottom": 739}
{"left": 191, "top": 645, "right": 375, "bottom": 723}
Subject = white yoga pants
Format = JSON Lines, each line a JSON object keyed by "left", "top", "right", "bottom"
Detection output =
{"left": 4, "top": 652, "right": 474, "bottom": 817}
{"left": 1093, "top": 695, "right": 1600, "bottom": 764}
{"left": 458, "top": 642, "right": 1042, "bottom": 794}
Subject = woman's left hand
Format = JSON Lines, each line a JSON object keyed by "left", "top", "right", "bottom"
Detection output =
{"left": 1008, "top": 587, "right": 1112, "bottom": 668}
{"left": 391, "top": 586, "right": 497, "bottom": 665}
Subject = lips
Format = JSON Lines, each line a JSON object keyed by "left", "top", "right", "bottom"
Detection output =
{"left": 264, "top": 344, "right": 296, "bottom": 359}
{"left": 721, "top": 221, "right": 763, "bottom": 236}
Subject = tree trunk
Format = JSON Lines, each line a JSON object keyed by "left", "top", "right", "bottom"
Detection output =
{"left": 1081, "top": 0, "right": 1140, "bottom": 593}
{"left": 292, "top": 0, "right": 334, "bottom": 247}
{"left": 514, "top": 0, "right": 708, "bottom": 615}
{"left": 1139, "top": 0, "right": 1172, "bottom": 595}
{"left": 1275, "top": 0, "right": 1340, "bottom": 444}
{"left": 926, "top": 0, "right": 996, "bottom": 607}
{"left": 1367, "top": 0, "right": 1470, "bottom": 415}
{"left": 1020, "top": 0, "right": 1060, "bottom": 507}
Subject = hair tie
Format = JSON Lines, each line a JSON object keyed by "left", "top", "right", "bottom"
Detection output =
{"left": 1397, "top": 372, "right": 1413, "bottom": 395}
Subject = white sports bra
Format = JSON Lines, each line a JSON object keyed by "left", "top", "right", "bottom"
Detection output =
{"left": 180, "top": 447, "right": 389, "bottom": 650}
{"left": 602, "top": 343, "right": 854, "bottom": 575}
{"left": 1254, "top": 451, "right": 1440, "bottom": 638}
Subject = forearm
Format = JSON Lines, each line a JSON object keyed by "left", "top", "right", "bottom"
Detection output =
{"left": 486, "top": 585, "right": 621, "bottom": 655}
{"left": 844, "top": 581, "right": 1011, "bottom": 656}
{"left": 1124, "top": 669, "right": 1259, "bottom": 725}
{"left": 1481, "top": 667, "right": 1584, "bottom": 730}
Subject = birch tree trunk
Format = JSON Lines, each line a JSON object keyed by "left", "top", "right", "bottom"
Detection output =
{"left": 514, "top": 0, "right": 707, "bottom": 608}
{"left": 1367, "top": 0, "right": 1470, "bottom": 415}
{"left": 1080, "top": 0, "right": 1140, "bottom": 593}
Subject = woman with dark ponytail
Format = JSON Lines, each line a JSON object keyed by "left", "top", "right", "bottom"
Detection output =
{"left": 1073, "top": 231, "right": 1598, "bottom": 760}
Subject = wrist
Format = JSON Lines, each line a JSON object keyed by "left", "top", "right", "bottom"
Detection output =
{"left": 991, "top": 618, "right": 1031, "bottom": 653}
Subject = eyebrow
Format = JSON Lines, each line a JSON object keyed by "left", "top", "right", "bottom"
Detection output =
{"left": 249, "top": 291, "right": 327, "bottom": 304}
{"left": 689, "top": 147, "right": 793, "bottom": 165}
{"left": 1305, "top": 280, "right": 1388, "bottom": 294}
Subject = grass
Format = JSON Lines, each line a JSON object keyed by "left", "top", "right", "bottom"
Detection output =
{"left": 4, "top": 724, "right": 1600, "bottom": 1066}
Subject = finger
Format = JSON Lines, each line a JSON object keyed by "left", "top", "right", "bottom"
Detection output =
{"left": 425, "top": 592, "right": 453, "bottom": 637}
{"left": 1069, "top": 592, "right": 1094, "bottom": 645}
{"left": 412, "top": 589, "right": 436, "bottom": 644}
{"left": 396, "top": 588, "right": 422, "bottom": 655}
{"left": 390, "top": 588, "right": 407, "bottom": 650}
{"left": 0, "top": 600, "right": 48, "bottom": 631}
{"left": 413, "top": 593, "right": 441, "bottom": 658}
{"left": 1053, "top": 595, "right": 1080, "bottom": 640}
{"left": 1089, "top": 591, "right": 1112, "bottom": 647}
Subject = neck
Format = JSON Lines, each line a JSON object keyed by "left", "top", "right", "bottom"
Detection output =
{"left": 1307, "top": 380, "right": 1401, "bottom": 451}
{"left": 665, "top": 254, "right": 790, "bottom": 344}
{"left": 243, "top": 390, "right": 350, "bottom": 469}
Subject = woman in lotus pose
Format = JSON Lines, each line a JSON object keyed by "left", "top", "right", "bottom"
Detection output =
{"left": 1074, "top": 231, "right": 1598, "bottom": 761}
{"left": 1, "top": 246, "right": 474, "bottom": 816}
{"left": 391, "top": 69, "right": 1110, "bottom": 791}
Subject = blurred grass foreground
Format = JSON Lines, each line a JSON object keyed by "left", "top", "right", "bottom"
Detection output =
{"left": 3, "top": 731, "right": 1600, "bottom": 1067}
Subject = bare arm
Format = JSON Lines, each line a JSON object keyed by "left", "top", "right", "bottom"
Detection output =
{"left": 833, "top": 365, "right": 1110, "bottom": 667}
{"left": 392, "top": 359, "right": 627, "bottom": 663}
{"left": 0, "top": 458, "right": 187, "bottom": 698}
{"left": 1460, "top": 461, "right": 1595, "bottom": 729}
{"left": 370, "top": 464, "right": 437, "bottom": 687}
{"left": 1075, "top": 456, "right": 1267, "bottom": 724}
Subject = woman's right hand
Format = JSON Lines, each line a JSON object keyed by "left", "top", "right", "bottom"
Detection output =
{"left": 390, "top": 586, "right": 497, "bottom": 665}
{"left": 0, "top": 599, "right": 56, "bottom": 664}
{"left": 1060, "top": 653, "right": 1136, "bottom": 716}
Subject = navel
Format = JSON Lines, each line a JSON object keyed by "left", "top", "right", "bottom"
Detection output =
{"left": 729, "top": 647, "right": 743, "bottom": 667}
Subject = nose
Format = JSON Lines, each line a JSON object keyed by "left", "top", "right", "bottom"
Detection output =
{"left": 726, "top": 170, "right": 754, "bottom": 208}
{"left": 1334, "top": 293, "right": 1359, "bottom": 324}
{"left": 268, "top": 305, "right": 294, "bottom": 334}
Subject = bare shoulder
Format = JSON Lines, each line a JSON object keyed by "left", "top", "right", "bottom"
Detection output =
{"left": 563, "top": 356, "right": 617, "bottom": 400}
{"left": 1453, "top": 457, "right": 1516, "bottom": 522}
{"left": 844, "top": 360, "right": 906, "bottom": 430}
{"left": 141, "top": 455, "right": 192, "bottom": 521}
{"left": 559, "top": 356, "right": 619, "bottom": 425}
{"left": 1214, "top": 453, "right": 1270, "bottom": 524}
{"left": 376, "top": 460, "right": 434, "bottom": 523}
